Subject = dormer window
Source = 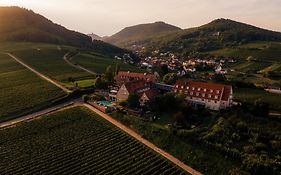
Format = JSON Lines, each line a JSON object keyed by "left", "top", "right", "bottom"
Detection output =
{"left": 192, "top": 87, "right": 195, "bottom": 90}
{"left": 216, "top": 90, "right": 220, "bottom": 94}
{"left": 210, "top": 89, "right": 213, "bottom": 93}
{"left": 198, "top": 88, "right": 201, "bottom": 91}
{"left": 204, "top": 88, "right": 207, "bottom": 92}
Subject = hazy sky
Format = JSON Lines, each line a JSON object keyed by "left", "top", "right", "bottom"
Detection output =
{"left": 1, "top": 0, "right": 281, "bottom": 36}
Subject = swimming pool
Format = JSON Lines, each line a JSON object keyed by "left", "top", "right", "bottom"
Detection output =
{"left": 98, "top": 101, "right": 113, "bottom": 106}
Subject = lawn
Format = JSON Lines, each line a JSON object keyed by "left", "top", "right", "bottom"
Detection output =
{"left": 0, "top": 53, "right": 66, "bottom": 122}
{"left": 72, "top": 52, "right": 144, "bottom": 74}
{"left": 5, "top": 43, "right": 95, "bottom": 82}
{"left": 0, "top": 106, "right": 188, "bottom": 175}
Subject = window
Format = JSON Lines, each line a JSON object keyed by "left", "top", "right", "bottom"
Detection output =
{"left": 210, "top": 89, "right": 213, "bottom": 93}
{"left": 204, "top": 88, "right": 207, "bottom": 92}
{"left": 176, "top": 85, "right": 178, "bottom": 88}
{"left": 215, "top": 95, "right": 218, "bottom": 99}
{"left": 208, "top": 94, "right": 212, "bottom": 98}
{"left": 202, "top": 93, "right": 205, "bottom": 97}
{"left": 198, "top": 88, "right": 201, "bottom": 91}
{"left": 181, "top": 86, "right": 184, "bottom": 89}
{"left": 202, "top": 99, "right": 204, "bottom": 101}
{"left": 192, "top": 87, "right": 195, "bottom": 90}
{"left": 187, "top": 86, "right": 189, "bottom": 90}
{"left": 216, "top": 90, "right": 220, "bottom": 94}
{"left": 190, "top": 92, "right": 193, "bottom": 95}
{"left": 215, "top": 101, "right": 217, "bottom": 104}
{"left": 196, "top": 92, "right": 199, "bottom": 96}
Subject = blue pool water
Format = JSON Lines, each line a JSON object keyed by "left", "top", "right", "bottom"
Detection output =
{"left": 98, "top": 101, "right": 113, "bottom": 106}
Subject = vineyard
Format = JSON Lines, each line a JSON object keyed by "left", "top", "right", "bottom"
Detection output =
{"left": 72, "top": 52, "right": 144, "bottom": 74}
{"left": 0, "top": 53, "right": 66, "bottom": 122}
{"left": 0, "top": 106, "right": 189, "bottom": 175}
{"left": 10, "top": 43, "right": 94, "bottom": 82}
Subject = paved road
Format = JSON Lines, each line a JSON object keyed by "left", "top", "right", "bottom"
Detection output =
{"left": 7, "top": 53, "right": 71, "bottom": 93}
{"left": 63, "top": 54, "right": 96, "bottom": 75}
{"left": 84, "top": 104, "right": 203, "bottom": 175}
{"left": 0, "top": 99, "right": 82, "bottom": 128}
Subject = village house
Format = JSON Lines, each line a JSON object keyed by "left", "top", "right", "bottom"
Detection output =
{"left": 116, "top": 80, "right": 150, "bottom": 102}
{"left": 115, "top": 71, "right": 159, "bottom": 87}
{"left": 139, "top": 89, "right": 160, "bottom": 106}
{"left": 173, "top": 80, "right": 233, "bottom": 111}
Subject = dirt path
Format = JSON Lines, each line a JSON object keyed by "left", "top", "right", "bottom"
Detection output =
{"left": 7, "top": 53, "right": 71, "bottom": 93}
{"left": 83, "top": 104, "right": 203, "bottom": 175}
{"left": 63, "top": 54, "right": 96, "bottom": 75}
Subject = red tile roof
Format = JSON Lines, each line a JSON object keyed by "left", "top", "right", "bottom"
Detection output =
{"left": 124, "top": 80, "right": 148, "bottom": 94}
{"left": 173, "top": 80, "right": 232, "bottom": 101}
{"left": 115, "top": 71, "right": 158, "bottom": 86}
{"left": 142, "top": 89, "right": 160, "bottom": 100}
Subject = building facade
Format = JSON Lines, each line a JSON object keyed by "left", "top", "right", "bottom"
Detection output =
{"left": 116, "top": 80, "right": 150, "bottom": 102}
{"left": 173, "top": 80, "right": 233, "bottom": 110}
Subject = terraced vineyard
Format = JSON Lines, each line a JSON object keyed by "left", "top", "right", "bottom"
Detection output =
{"left": 0, "top": 107, "right": 189, "bottom": 175}
{"left": 73, "top": 52, "right": 144, "bottom": 74}
{"left": 0, "top": 53, "right": 66, "bottom": 122}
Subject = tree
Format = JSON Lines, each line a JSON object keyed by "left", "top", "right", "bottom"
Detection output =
{"left": 104, "top": 65, "right": 114, "bottom": 82}
{"left": 94, "top": 77, "right": 103, "bottom": 89}
{"left": 127, "top": 94, "right": 140, "bottom": 108}
{"left": 253, "top": 101, "right": 269, "bottom": 118}
{"left": 115, "top": 63, "right": 120, "bottom": 76}
{"left": 82, "top": 95, "right": 89, "bottom": 102}
{"left": 163, "top": 73, "right": 177, "bottom": 85}
{"left": 160, "top": 64, "right": 169, "bottom": 76}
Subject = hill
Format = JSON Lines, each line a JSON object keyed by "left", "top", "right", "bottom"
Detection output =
{"left": 109, "top": 19, "right": 281, "bottom": 56}
{"left": 88, "top": 33, "right": 103, "bottom": 41}
{"left": 0, "top": 6, "right": 126, "bottom": 54}
{"left": 104, "top": 21, "right": 182, "bottom": 48}
{"left": 0, "top": 7, "right": 94, "bottom": 47}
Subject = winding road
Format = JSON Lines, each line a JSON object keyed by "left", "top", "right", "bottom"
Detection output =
{"left": 2, "top": 53, "right": 202, "bottom": 175}
{"left": 63, "top": 53, "right": 96, "bottom": 75}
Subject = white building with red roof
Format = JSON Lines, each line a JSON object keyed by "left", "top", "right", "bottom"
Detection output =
{"left": 173, "top": 80, "right": 233, "bottom": 110}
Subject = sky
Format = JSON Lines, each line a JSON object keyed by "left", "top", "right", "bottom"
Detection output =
{"left": 1, "top": 0, "right": 281, "bottom": 36}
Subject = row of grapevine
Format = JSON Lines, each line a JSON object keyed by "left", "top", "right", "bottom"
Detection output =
{"left": 0, "top": 107, "right": 190, "bottom": 175}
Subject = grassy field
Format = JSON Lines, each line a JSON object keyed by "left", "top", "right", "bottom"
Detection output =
{"left": 0, "top": 53, "right": 66, "bottom": 122}
{"left": 72, "top": 52, "right": 144, "bottom": 74}
{"left": 0, "top": 106, "right": 188, "bottom": 175}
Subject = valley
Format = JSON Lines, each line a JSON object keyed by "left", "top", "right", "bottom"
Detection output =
{"left": 0, "top": 5, "right": 281, "bottom": 175}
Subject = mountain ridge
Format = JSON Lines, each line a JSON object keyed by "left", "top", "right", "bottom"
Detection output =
{"left": 104, "top": 21, "right": 182, "bottom": 48}
{"left": 105, "top": 18, "right": 281, "bottom": 55}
